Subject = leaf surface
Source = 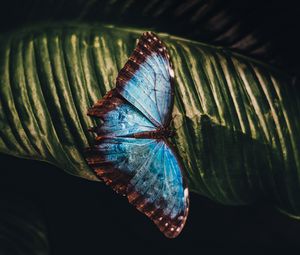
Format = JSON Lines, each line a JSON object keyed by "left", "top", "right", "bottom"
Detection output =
{"left": 0, "top": 24, "right": 299, "bottom": 215}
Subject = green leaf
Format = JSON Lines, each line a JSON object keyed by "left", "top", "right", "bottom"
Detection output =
{"left": 0, "top": 24, "right": 299, "bottom": 216}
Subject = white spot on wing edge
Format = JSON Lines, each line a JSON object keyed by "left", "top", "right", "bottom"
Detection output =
{"left": 169, "top": 67, "right": 175, "bottom": 78}
{"left": 183, "top": 188, "right": 189, "bottom": 206}
{"left": 184, "top": 188, "right": 188, "bottom": 198}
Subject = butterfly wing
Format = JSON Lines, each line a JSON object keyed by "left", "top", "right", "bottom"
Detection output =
{"left": 116, "top": 32, "right": 174, "bottom": 127}
{"left": 128, "top": 139, "right": 189, "bottom": 238}
{"left": 88, "top": 89, "right": 156, "bottom": 137}
{"left": 86, "top": 137, "right": 189, "bottom": 238}
{"left": 86, "top": 32, "right": 189, "bottom": 238}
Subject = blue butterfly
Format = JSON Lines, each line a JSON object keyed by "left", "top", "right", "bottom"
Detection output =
{"left": 85, "top": 32, "right": 189, "bottom": 238}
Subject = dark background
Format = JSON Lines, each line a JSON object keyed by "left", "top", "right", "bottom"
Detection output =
{"left": 1, "top": 0, "right": 300, "bottom": 254}
{"left": 1, "top": 153, "right": 300, "bottom": 254}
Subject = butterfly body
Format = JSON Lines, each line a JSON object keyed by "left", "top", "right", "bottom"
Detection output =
{"left": 86, "top": 32, "right": 189, "bottom": 238}
{"left": 130, "top": 128, "right": 175, "bottom": 139}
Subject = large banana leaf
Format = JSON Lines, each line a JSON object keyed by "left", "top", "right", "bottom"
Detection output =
{"left": 0, "top": 24, "right": 299, "bottom": 216}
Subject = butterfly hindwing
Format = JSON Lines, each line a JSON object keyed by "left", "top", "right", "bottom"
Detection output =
{"left": 127, "top": 139, "right": 189, "bottom": 238}
{"left": 86, "top": 138, "right": 157, "bottom": 195}
{"left": 116, "top": 32, "right": 174, "bottom": 127}
{"left": 86, "top": 137, "right": 189, "bottom": 238}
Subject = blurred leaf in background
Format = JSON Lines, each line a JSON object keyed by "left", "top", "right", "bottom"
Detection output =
{"left": 0, "top": 0, "right": 299, "bottom": 75}
{"left": 0, "top": 196, "right": 49, "bottom": 255}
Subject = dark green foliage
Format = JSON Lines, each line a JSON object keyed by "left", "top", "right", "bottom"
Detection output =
{"left": 0, "top": 24, "right": 299, "bottom": 217}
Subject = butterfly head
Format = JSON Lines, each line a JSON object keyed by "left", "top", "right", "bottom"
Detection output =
{"left": 163, "top": 127, "right": 175, "bottom": 138}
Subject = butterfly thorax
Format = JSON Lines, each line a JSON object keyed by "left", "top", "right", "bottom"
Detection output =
{"left": 132, "top": 127, "right": 175, "bottom": 139}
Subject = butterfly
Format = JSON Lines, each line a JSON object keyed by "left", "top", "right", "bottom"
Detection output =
{"left": 85, "top": 32, "right": 189, "bottom": 238}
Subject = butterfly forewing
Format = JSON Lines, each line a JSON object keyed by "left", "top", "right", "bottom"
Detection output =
{"left": 86, "top": 32, "right": 189, "bottom": 238}
{"left": 87, "top": 89, "right": 156, "bottom": 137}
{"left": 116, "top": 32, "right": 174, "bottom": 127}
